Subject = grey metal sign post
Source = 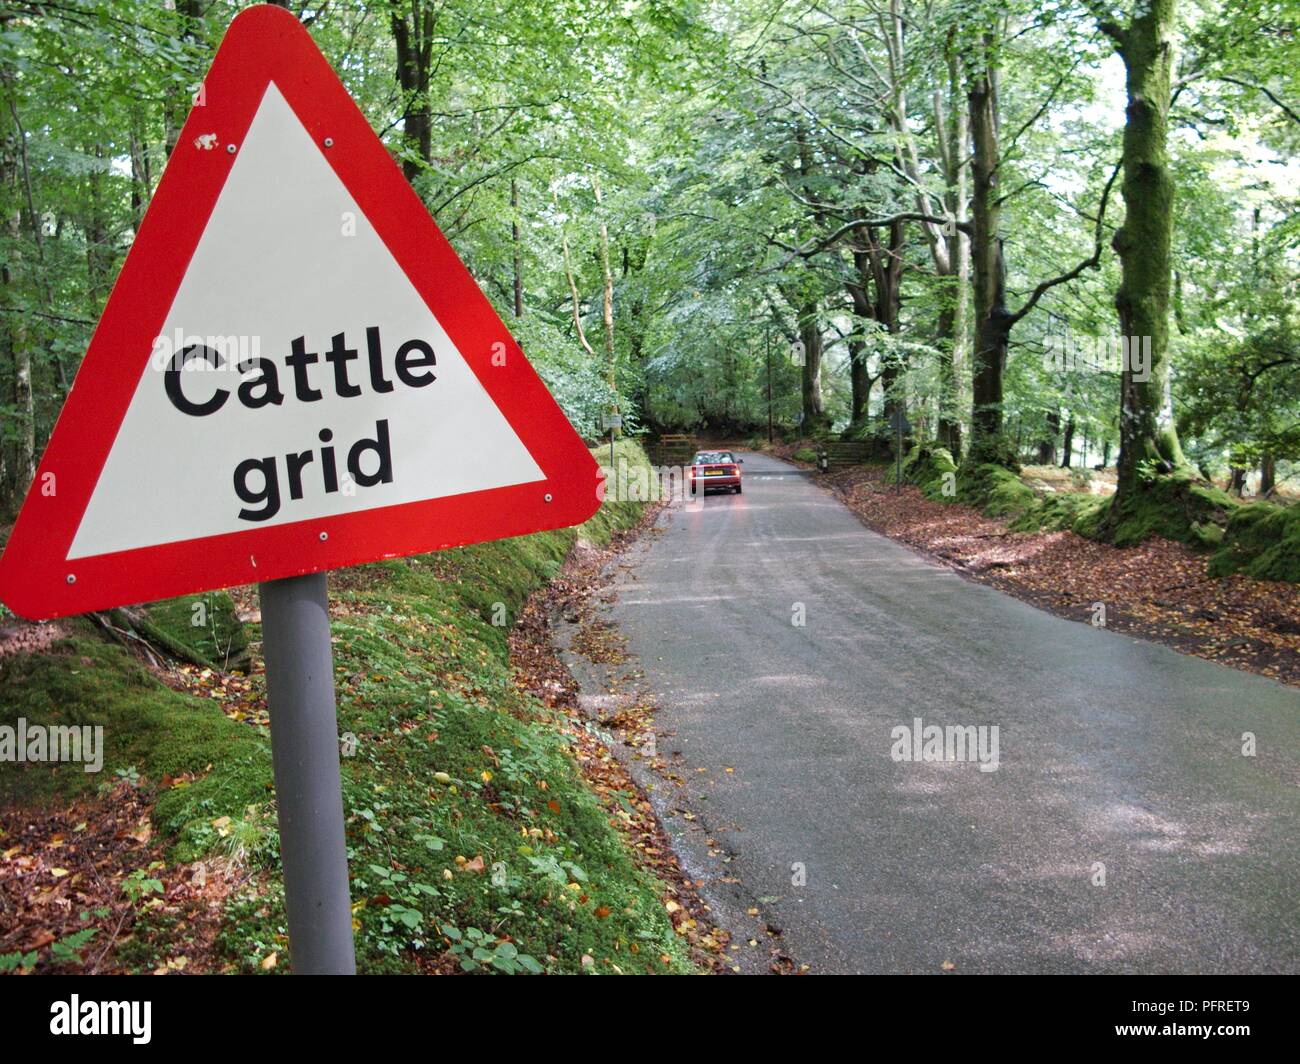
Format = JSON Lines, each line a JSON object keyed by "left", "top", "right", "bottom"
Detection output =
{"left": 889, "top": 409, "right": 911, "bottom": 493}
{"left": 603, "top": 411, "right": 622, "bottom": 470}
{"left": 260, "top": 572, "right": 356, "bottom": 974}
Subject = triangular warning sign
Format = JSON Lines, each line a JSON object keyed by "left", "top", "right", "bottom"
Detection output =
{"left": 0, "top": 5, "right": 601, "bottom": 620}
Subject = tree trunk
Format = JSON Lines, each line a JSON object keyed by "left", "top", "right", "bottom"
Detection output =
{"left": 1037, "top": 410, "right": 1059, "bottom": 465}
{"left": 1260, "top": 455, "right": 1276, "bottom": 497}
{"left": 864, "top": 223, "right": 904, "bottom": 429}
{"left": 848, "top": 338, "right": 872, "bottom": 426}
{"left": 968, "top": 53, "right": 1012, "bottom": 461}
{"left": 392, "top": 3, "right": 434, "bottom": 183}
{"left": 798, "top": 302, "right": 826, "bottom": 430}
{"left": 1107, "top": 0, "right": 1187, "bottom": 496}
{"left": 555, "top": 188, "right": 594, "bottom": 357}
{"left": 129, "top": 108, "right": 151, "bottom": 232}
{"left": 510, "top": 179, "right": 523, "bottom": 317}
{"left": 593, "top": 177, "right": 616, "bottom": 410}
{"left": 1060, "top": 416, "right": 1075, "bottom": 468}
{"left": 936, "top": 35, "right": 969, "bottom": 457}
{"left": 1229, "top": 467, "right": 1246, "bottom": 497}
{"left": 85, "top": 143, "right": 112, "bottom": 308}
{"left": 3, "top": 200, "right": 33, "bottom": 492}
{"left": 846, "top": 249, "right": 876, "bottom": 429}
{"left": 164, "top": 0, "right": 204, "bottom": 158}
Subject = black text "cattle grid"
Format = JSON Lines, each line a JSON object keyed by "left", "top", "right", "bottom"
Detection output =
{"left": 163, "top": 325, "right": 435, "bottom": 521}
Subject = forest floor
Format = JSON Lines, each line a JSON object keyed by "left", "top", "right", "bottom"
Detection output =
{"left": 784, "top": 456, "right": 1300, "bottom": 689}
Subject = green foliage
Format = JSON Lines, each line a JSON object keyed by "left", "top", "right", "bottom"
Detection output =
{"left": 1209, "top": 502, "right": 1300, "bottom": 583}
{"left": 48, "top": 927, "right": 98, "bottom": 965}
{"left": 442, "top": 923, "right": 544, "bottom": 974}
{"left": 123, "top": 592, "right": 249, "bottom": 670}
{"left": 3, "top": 0, "right": 1296, "bottom": 508}
{"left": 0, "top": 948, "right": 40, "bottom": 972}
{"left": 121, "top": 868, "right": 165, "bottom": 905}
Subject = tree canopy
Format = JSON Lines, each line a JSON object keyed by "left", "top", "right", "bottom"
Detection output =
{"left": 2, "top": 0, "right": 1297, "bottom": 524}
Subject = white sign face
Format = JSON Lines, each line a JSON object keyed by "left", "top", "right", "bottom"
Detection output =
{"left": 602, "top": 414, "right": 622, "bottom": 431}
{"left": 69, "top": 83, "right": 543, "bottom": 560}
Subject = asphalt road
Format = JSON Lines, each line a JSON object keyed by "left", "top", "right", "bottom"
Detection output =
{"left": 602, "top": 451, "right": 1300, "bottom": 973}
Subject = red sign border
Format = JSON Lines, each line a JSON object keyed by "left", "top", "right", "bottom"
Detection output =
{"left": 0, "top": 4, "right": 601, "bottom": 620}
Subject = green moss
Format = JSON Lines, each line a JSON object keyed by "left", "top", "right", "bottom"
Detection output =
{"left": 123, "top": 591, "right": 249, "bottom": 670}
{"left": 1010, "top": 490, "right": 1109, "bottom": 534}
{"left": 1208, "top": 501, "right": 1300, "bottom": 583}
{"left": 0, "top": 628, "right": 273, "bottom": 859}
{"left": 957, "top": 462, "right": 1042, "bottom": 520}
{"left": 791, "top": 447, "right": 819, "bottom": 463}
{"left": 1100, "top": 469, "right": 1236, "bottom": 548}
{"left": 894, "top": 445, "right": 958, "bottom": 497}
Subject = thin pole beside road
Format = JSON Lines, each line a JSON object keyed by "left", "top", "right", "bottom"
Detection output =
{"left": 259, "top": 571, "right": 356, "bottom": 975}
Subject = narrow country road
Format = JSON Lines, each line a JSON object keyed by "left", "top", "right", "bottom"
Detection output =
{"left": 599, "top": 452, "right": 1300, "bottom": 973}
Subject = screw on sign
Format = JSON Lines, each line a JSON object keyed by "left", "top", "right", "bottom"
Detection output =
{"left": 0, "top": 4, "right": 600, "bottom": 974}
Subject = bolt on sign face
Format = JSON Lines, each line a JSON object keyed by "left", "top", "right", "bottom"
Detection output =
{"left": 0, "top": 4, "right": 601, "bottom": 620}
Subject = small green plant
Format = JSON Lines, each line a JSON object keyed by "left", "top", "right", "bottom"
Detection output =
{"left": 114, "top": 765, "right": 142, "bottom": 787}
{"left": 0, "top": 949, "right": 39, "bottom": 972}
{"left": 441, "top": 924, "right": 543, "bottom": 974}
{"left": 122, "top": 867, "right": 165, "bottom": 904}
{"left": 526, "top": 854, "right": 588, "bottom": 885}
{"left": 49, "top": 927, "right": 98, "bottom": 965}
{"left": 385, "top": 904, "right": 423, "bottom": 931}
{"left": 220, "top": 804, "right": 276, "bottom": 867}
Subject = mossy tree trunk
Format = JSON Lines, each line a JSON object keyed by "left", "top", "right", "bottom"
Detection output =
{"left": 1103, "top": 0, "right": 1189, "bottom": 498}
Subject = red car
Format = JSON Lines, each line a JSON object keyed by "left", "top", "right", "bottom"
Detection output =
{"left": 688, "top": 450, "right": 743, "bottom": 495}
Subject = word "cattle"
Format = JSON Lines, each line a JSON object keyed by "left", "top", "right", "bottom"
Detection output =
{"left": 163, "top": 326, "right": 435, "bottom": 521}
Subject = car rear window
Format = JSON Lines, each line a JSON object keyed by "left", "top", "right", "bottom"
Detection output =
{"left": 693, "top": 452, "right": 734, "bottom": 464}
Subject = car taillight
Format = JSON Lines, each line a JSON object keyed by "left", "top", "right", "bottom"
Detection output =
{"left": 727, "top": 466, "right": 738, "bottom": 475}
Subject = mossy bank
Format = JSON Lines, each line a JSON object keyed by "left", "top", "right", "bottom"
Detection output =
{"left": 887, "top": 445, "right": 1297, "bottom": 583}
